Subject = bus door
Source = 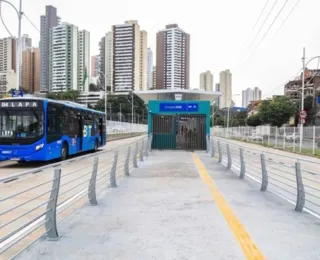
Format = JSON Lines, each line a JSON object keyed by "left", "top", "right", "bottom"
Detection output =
{"left": 78, "top": 115, "right": 84, "bottom": 151}
{"left": 99, "top": 117, "right": 104, "bottom": 145}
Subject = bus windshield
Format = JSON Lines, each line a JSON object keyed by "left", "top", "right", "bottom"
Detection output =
{"left": 0, "top": 109, "right": 44, "bottom": 139}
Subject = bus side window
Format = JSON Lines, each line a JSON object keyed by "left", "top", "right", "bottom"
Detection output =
{"left": 47, "top": 103, "right": 62, "bottom": 143}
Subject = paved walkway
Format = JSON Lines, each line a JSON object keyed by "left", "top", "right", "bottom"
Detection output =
{"left": 15, "top": 151, "right": 320, "bottom": 260}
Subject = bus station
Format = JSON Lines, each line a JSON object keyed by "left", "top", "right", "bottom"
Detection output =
{"left": 134, "top": 89, "right": 221, "bottom": 150}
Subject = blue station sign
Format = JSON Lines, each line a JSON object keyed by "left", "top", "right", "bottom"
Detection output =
{"left": 159, "top": 103, "right": 199, "bottom": 112}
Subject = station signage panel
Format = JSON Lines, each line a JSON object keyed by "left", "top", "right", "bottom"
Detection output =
{"left": 0, "top": 101, "right": 40, "bottom": 108}
{"left": 159, "top": 103, "right": 199, "bottom": 112}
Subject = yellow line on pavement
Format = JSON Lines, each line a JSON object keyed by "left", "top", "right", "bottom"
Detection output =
{"left": 192, "top": 152, "right": 265, "bottom": 260}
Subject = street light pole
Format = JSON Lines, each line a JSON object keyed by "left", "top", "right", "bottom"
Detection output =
{"left": 226, "top": 94, "right": 239, "bottom": 138}
{"left": 17, "top": 0, "right": 22, "bottom": 91}
{"left": 94, "top": 69, "right": 107, "bottom": 122}
{"left": 299, "top": 47, "right": 305, "bottom": 152}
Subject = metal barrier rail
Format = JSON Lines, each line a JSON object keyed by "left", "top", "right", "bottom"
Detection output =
{"left": 0, "top": 134, "right": 154, "bottom": 258}
{"left": 0, "top": 133, "right": 145, "bottom": 184}
{"left": 207, "top": 136, "right": 320, "bottom": 218}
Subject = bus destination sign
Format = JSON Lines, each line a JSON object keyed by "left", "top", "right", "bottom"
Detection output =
{"left": 0, "top": 101, "right": 40, "bottom": 108}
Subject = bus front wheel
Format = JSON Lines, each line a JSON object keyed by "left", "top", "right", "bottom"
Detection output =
{"left": 93, "top": 139, "right": 98, "bottom": 152}
{"left": 61, "top": 143, "right": 68, "bottom": 160}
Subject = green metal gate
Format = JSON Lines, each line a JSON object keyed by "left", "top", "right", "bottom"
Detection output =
{"left": 152, "top": 114, "right": 206, "bottom": 150}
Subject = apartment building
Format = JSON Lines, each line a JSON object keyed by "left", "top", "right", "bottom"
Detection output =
{"left": 147, "top": 48, "right": 153, "bottom": 89}
{"left": 91, "top": 55, "right": 99, "bottom": 77}
{"left": 156, "top": 24, "right": 190, "bottom": 90}
{"left": 152, "top": 66, "right": 156, "bottom": 89}
{"left": 219, "top": 69, "right": 232, "bottom": 108}
{"left": 78, "top": 30, "right": 90, "bottom": 92}
{"left": 40, "top": 5, "right": 59, "bottom": 92}
{"left": 199, "top": 71, "right": 213, "bottom": 91}
{"left": 49, "top": 23, "right": 78, "bottom": 92}
{"left": 0, "top": 37, "right": 16, "bottom": 94}
{"left": 21, "top": 47, "right": 40, "bottom": 93}
{"left": 99, "top": 31, "right": 113, "bottom": 90}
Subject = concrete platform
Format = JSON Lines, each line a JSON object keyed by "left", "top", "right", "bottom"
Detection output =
{"left": 14, "top": 151, "right": 320, "bottom": 260}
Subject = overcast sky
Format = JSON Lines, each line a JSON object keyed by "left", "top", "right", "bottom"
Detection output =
{"left": 1, "top": 0, "right": 320, "bottom": 105}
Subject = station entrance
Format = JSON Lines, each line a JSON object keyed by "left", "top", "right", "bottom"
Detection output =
{"left": 151, "top": 114, "right": 206, "bottom": 150}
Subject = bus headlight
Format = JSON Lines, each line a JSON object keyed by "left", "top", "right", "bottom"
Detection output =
{"left": 35, "top": 143, "right": 44, "bottom": 151}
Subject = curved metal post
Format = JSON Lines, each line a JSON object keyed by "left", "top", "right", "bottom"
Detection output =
{"left": 88, "top": 157, "right": 99, "bottom": 205}
{"left": 260, "top": 153, "right": 268, "bottom": 191}
{"left": 125, "top": 146, "right": 131, "bottom": 176}
{"left": 239, "top": 148, "right": 245, "bottom": 179}
{"left": 218, "top": 141, "right": 222, "bottom": 163}
{"left": 133, "top": 142, "right": 138, "bottom": 168}
{"left": 227, "top": 144, "right": 232, "bottom": 169}
{"left": 45, "top": 168, "right": 61, "bottom": 240}
{"left": 109, "top": 150, "right": 118, "bottom": 188}
{"left": 140, "top": 139, "right": 144, "bottom": 162}
{"left": 295, "top": 161, "right": 305, "bottom": 212}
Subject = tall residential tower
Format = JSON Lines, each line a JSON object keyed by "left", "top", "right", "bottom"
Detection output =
{"left": 199, "top": 71, "right": 213, "bottom": 91}
{"left": 156, "top": 24, "right": 190, "bottom": 90}
{"left": 77, "top": 30, "right": 90, "bottom": 92}
{"left": 49, "top": 23, "right": 78, "bottom": 92}
{"left": 0, "top": 37, "right": 16, "bottom": 94}
{"left": 147, "top": 48, "right": 153, "bottom": 89}
{"left": 40, "top": 5, "right": 59, "bottom": 92}
{"left": 219, "top": 69, "right": 232, "bottom": 109}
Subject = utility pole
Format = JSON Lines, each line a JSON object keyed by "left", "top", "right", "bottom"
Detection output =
{"left": 17, "top": 0, "right": 22, "bottom": 91}
{"left": 299, "top": 47, "right": 305, "bottom": 152}
{"left": 119, "top": 103, "right": 122, "bottom": 122}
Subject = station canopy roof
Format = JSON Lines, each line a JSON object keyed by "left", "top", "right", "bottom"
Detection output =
{"left": 133, "top": 89, "right": 222, "bottom": 103}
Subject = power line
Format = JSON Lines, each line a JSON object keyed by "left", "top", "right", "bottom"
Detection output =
{"left": 249, "top": 0, "right": 270, "bottom": 40}
{"left": 243, "top": 0, "right": 279, "bottom": 59}
{"left": 244, "top": 0, "right": 290, "bottom": 64}
{"left": 0, "top": 2, "right": 13, "bottom": 37}
{"left": 262, "top": 69, "right": 302, "bottom": 98}
{"left": 22, "top": 13, "right": 40, "bottom": 32}
{"left": 272, "top": 0, "right": 301, "bottom": 38}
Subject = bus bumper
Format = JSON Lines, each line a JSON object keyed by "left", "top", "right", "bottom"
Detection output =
{"left": 0, "top": 144, "right": 48, "bottom": 162}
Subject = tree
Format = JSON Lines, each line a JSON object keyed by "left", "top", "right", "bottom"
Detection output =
{"left": 95, "top": 93, "right": 147, "bottom": 123}
{"left": 212, "top": 113, "right": 225, "bottom": 126}
{"left": 247, "top": 114, "right": 261, "bottom": 126}
{"left": 47, "top": 90, "right": 80, "bottom": 102}
{"left": 230, "top": 111, "right": 247, "bottom": 126}
{"left": 258, "top": 96, "right": 296, "bottom": 127}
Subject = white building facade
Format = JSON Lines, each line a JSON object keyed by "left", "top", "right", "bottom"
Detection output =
{"left": 99, "top": 32, "right": 113, "bottom": 90}
{"left": 199, "top": 71, "right": 213, "bottom": 91}
{"left": 112, "top": 20, "right": 141, "bottom": 93}
{"left": 49, "top": 23, "right": 78, "bottom": 92}
{"left": 219, "top": 69, "right": 232, "bottom": 108}
{"left": 147, "top": 47, "right": 153, "bottom": 89}
{"left": 242, "top": 87, "right": 262, "bottom": 108}
{"left": 78, "top": 30, "right": 90, "bottom": 92}
{"left": 156, "top": 24, "right": 190, "bottom": 90}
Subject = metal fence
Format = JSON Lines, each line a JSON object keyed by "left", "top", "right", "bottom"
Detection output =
{"left": 207, "top": 136, "right": 320, "bottom": 218}
{"left": 212, "top": 126, "right": 320, "bottom": 155}
{"left": 107, "top": 120, "right": 147, "bottom": 134}
{"left": 0, "top": 135, "right": 153, "bottom": 258}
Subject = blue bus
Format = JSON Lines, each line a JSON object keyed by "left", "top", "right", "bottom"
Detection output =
{"left": 0, "top": 97, "right": 107, "bottom": 162}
